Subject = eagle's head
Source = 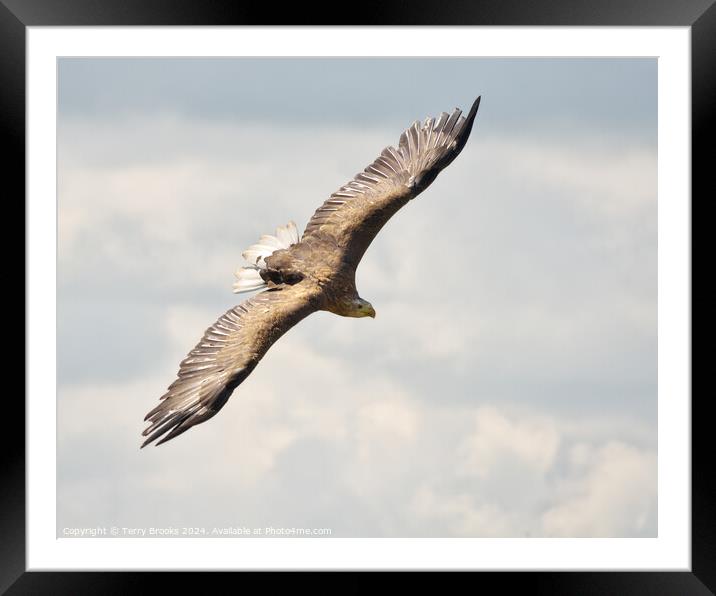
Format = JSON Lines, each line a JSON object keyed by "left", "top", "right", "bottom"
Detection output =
{"left": 336, "top": 296, "right": 375, "bottom": 319}
{"left": 353, "top": 298, "right": 376, "bottom": 319}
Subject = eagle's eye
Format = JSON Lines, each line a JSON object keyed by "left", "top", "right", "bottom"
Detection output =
{"left": 357, "top": 304, "right": 363, "bottom": 309}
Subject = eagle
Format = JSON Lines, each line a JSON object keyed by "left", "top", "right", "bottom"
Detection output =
{"left": 141, "top": 96, "right": 481, "bottom": 448}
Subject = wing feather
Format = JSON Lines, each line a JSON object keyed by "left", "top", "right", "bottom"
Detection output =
{"left": 141, "top": 283, "right": 319, "bottom": 447}
{"left": 302, "top": 97, "right": 481, "bottom": 265}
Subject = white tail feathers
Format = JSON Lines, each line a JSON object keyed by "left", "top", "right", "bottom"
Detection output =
{"left": 232, "top": 267, "right": 266, "bottom": 293}
{"left": 241, "top": 221, "right": 299, "bottom": 269}
{"left": 232, "top": 221, "right": 299, "bottom": 294}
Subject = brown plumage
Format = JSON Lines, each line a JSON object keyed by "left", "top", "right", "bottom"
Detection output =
{"left": 141, "top": 96, "right": 481, "bottom": 447}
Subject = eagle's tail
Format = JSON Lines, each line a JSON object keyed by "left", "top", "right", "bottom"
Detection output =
{"left": 232, "top": 221, "right": 299, "bottom": 293}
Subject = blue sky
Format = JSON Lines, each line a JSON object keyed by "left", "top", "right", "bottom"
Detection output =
{"left": 57, "top": 57, "right": 657, "bottom": 537}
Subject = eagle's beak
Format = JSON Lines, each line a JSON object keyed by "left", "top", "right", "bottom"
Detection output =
{"left": 368, "top": 306, "right": 376, "bottom": 319}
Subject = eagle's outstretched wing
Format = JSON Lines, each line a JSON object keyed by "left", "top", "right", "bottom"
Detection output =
{"left": 141, "top": 283, "right": 319, "bottom": 447}
{"left": 303, "top": 96, "right": 481, "bottom": 266}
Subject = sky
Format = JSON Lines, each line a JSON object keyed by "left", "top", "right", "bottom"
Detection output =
{"left": 57, "top": 57, "right": 657, "bottom": 538}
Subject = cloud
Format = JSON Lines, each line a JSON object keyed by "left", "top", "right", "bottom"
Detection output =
{"left": 480, "top": 138, "right": 656, "bottom": 219}
{"left": 406, "top": 409, "right": 656, "bottom": 538}
{"left": 457, "top": 405, "right": 560, "bottom": 479}
{"left": 541, "top": 441, "right": 657, "bottom": 537}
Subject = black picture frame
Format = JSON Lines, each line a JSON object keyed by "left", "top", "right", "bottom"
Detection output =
{"left": 7, "top": 0, "right": 707, "bottom": 592}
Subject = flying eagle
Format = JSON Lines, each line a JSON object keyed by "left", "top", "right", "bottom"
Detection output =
{"left": 141, "top": 96, "right": 481, "bottom": 448}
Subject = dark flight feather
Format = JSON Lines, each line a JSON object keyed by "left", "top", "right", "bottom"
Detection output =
{"left": 141, "top": 284, "right": 319, "bottom": 447}
{"left": 302, "top": 97, "right": 480, "bottom": 266}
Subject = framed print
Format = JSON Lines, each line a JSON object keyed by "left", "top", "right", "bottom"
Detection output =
{"left": 9, "top": 0, "right": 708, "bottom": 592}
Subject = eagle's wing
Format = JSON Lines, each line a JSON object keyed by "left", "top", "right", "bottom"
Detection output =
{"left": 303, "top": 96, "right": 480, "bottom": 266}
{"left": 141, "top": 283, "right": 319, "bottom": 447}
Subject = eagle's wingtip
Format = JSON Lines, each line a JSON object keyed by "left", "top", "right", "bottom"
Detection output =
{"left": 469, "top": 96, "right": 481, "bottom": 116}
{"left": 462, "top": 96, "right": 481, "bottom": 134}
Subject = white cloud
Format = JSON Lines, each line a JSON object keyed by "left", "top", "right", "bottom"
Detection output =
{"left": 541, "top": 441, "right": 657, "bottom": 537}
{"left": 409, "top": 487, "right": 519, "bottom": 537}
{"left": 406, "top": 409, "right": 656, "bottom": 538}
{"left": 457, "top": 405, "right": 560, "bottom": 479}
{"left": 475, "top": 136, "right": 657, "bottom": 218}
